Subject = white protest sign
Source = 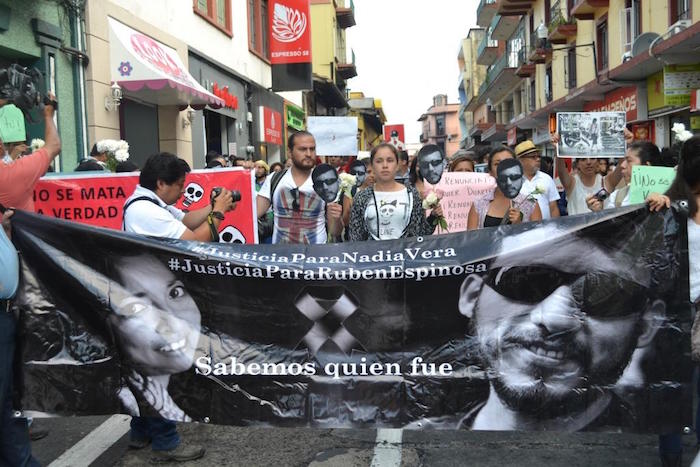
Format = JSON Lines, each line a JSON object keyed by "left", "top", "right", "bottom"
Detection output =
{"left": 307, "top": 116, "right": 358, "bottom": 156}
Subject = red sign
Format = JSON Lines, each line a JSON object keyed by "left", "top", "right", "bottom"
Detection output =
{"left": 269, "top": 0, "right": 312, "bottom": 65}
{"left": 212, "top": 83, "right": 239, "bottom": 110}
{"left": 262, "top": 107, "right": 283, "bottom": 145}
{"left": 583, "top": 86, "right": 638, "bottom": 121}
{"left": 383, "top": 124, "right": 406, "bottom": 150}
{"left": 629, "top": 121, "right": 655, "bottom": 142}
{"left": 692, "top": 89, "right": 699, "bottom": 112}
{"left": 507, "top": 127, "right": 517, "bottom": 146}
{"left": 34, "top": 169, "right": 258, "bottom": 243}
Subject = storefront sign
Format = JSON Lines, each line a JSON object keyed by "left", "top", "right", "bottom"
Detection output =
{"left": 269, "top": 0, "right": 312, "bottom": 65}
{"left": 285, "top": 103, "right": 306, "bottom": 131}
{"left": 663, "top": 64, "right": 700, "bottom": 106}
{"left": 212, "top": 83, "right": 239, "bottom": 110}
{"left": 584, "top": 86, "right": 638, "bottom": 122}
{"left": 507, "top": 127, "right": 517, "bottom": 146}
{"left": 261, "top": 106, "right": 283, "bottom": 145}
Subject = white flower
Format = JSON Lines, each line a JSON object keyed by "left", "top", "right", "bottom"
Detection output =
{"left": 535, "top": 183, "right": 546, "bottom": 193}
{"left": 30, "top": 138, "right": 45, "bottom": 151}
{"left": 96, "top": 139, "right": 130, "bottom": 161}
{"left": 677, "top": 130, "right": 694, "bottom": 143}
{"left": 425, "top": 192, "right": 438, "bottom": 205}
{"left": 334, "top": 172, "right": 357, "bottom": 201}
{"left": 671, "top": 123, "right": 686, "bottom": 134}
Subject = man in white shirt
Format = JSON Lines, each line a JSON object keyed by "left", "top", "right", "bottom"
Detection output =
{"left": 257, "top": 131, "right": 342, "bottom": 244}
{"left": 124, "top": 152, "right": 235, "bottom": 242}
{"left": 122, "top": 152, "right": 235, "bottom": 463}
{"left": 514, "top": 140, "right": 560, "bottom": 219}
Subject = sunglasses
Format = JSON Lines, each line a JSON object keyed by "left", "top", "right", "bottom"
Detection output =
{"left": 497, "top": 174, "right": 522, "bottom": 183}
{"left": 316, "top": 178, "right": 338, "bottom": 187}
{"left": 290, "top": 188, "right": 300, "bottom": 212}
{"left": 483, "top": 265, "right": 647, "bottom": 318}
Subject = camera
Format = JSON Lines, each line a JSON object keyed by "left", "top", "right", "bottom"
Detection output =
{"left": 593, "top": 188, "right": 609, "bottom": 202}
{"left": 0, "top": 64, "right": 43, "bottom": 117}
{"left": 210, "top": 187, "right": 242, "bottom": 206}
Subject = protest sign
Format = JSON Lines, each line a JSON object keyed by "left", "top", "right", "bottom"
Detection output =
{"left": 0, "top": 104, "right": 26, "bottom": 143}
{"left": 12, "top": 206, "right": 691, "bottom": 433}
{"left": 556, "top": 111, "right": 626, "bottom": 158}
{"left": 424, "top": 172, "right": 496, "bottom": 233}
{"left": 629, "top": 165, "right": 675, "bottom": 204}
{"left": 33, "top": 169, "right": 258, "bottom": 243}
{"left": 307, "top": 116, "right": 358, "bottom": 156}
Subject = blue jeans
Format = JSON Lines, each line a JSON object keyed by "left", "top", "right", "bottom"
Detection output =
{"left": 130, "top": 416, "right": 180, "bottom": 451}
{"left": 0, "top": 311, "right": 39, "bottom": 467}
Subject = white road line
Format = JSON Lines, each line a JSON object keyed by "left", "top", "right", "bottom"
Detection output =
{"left": 370, "top": 428, "right": 403, "bottom": 467}
{"left": 48, "top": 414, "right": 131, "bottom": 467}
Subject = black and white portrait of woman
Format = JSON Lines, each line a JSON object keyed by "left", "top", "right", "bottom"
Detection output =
{"left": 109, "top": 255, "right": 202, "bottom": 421}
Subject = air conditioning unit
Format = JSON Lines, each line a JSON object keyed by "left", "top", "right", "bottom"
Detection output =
{"left": 668, "top": 19, "right": 691, "bottom": 37}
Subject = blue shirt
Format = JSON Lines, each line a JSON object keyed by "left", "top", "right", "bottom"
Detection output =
{"left": 0, "top": 227, "right": 18, "bottom": 298}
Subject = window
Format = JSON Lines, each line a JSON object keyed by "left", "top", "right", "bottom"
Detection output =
{"left": 193, "top": 0, "right": 232, "bottom": 36}
{"left": 248, "top": 0, "right": 270, "bottom": 61}
{"left": 545, "top": 66, "right": 553, "bottom": 103}
{"left": 436, "top": 115, "right": 446, "bottom": 136}
{"left": 596, "top": 17, "right": 608, "bottom": 71}
{"left": 566, "top": 45, "right": 577, "bottom": 89}
{"left": 529, "top": 80, "right": 536, "bottom": 111}
{"left": 670, "top": 0, "right": 691, "bottom": 23}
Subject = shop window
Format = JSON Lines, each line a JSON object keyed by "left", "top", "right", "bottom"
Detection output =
{"left": 248, "top": 0, "right": 270, "bottom": 61}
{"left": 193, "top": 0, "right": 232, "bottom": 36}
{"left": 596, "top": 16, "right": 608, "bottom": 72}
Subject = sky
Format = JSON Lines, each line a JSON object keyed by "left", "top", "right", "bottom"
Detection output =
{"left": 346, "top": 0, "right": 478, "bottom": 144}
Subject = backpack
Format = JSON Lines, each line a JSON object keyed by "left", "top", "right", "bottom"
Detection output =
{"left": 258, "top": 169, "right": 287, "bottom": 239}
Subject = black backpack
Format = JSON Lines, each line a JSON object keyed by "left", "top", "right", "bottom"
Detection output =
{"left": 258, "top": 169, "right": 287, "bottom": 239}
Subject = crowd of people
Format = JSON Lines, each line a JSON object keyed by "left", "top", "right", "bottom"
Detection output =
{"left": 1, "top": 87, "right": 699, "bottom": 466}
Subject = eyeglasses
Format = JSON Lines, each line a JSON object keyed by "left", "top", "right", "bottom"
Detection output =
{"left": 497, "top": 174, "right": 522, "bottom": 183}
{"left": 290, "top": 188, "right": 300, "bottom": 212}
{"left": 483, "top": 265, "right": 647, "bottom": 318}
{"left": 316, "top": 178, "right": 338, "bottom": 187}
{"left": 519, "top": 154, "right": 541, "bottom": 160}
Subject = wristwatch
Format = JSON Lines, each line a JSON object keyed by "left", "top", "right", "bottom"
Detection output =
{"left": 211, "top": 211, "right": 225, "bottom": 221}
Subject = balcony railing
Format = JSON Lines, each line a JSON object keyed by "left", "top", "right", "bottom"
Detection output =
{"left": 336, "top": 0, "right": 356, "bottom": 29}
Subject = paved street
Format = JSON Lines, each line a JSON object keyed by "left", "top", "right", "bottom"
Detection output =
{"left": 29, "top": 415, "right": 700, "bottom": 466}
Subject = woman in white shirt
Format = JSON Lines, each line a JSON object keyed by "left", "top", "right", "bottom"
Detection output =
{"left": 348, "top": 144, "right": 441, "bottom": 241}
{"left": 587, "top": 141, "right": 661, "bottom": 211}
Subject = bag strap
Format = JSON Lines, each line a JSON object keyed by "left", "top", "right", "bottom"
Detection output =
{"left": 268, "top": 168, "right": 288, "bottom": 209}
{"left": 122, "top": 196, "right": 161, "bottom": 230}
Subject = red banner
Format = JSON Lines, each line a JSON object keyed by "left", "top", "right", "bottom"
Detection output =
{"left": 33, "top": 169, "right": 258, "bottom": 243}
{"left": 262, "top": 107, "right": 283, "bottom": 145}
{"left": 583, "top": 86, "right": 638, "bottom": 122}
{"left": 269, "top": 0, "right": 312, "bottom": 65}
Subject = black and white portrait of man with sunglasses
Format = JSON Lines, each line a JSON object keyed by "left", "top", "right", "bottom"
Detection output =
{"left": 457, "top": 223, "right": 668, "bottom": 432}
{"left": 312, "top": 163, "right": 340, "bottom": 203}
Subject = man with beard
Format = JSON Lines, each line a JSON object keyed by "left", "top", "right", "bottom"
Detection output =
{"left": 456, "top": 223, "right": 667, "bottom": 431}
{"left": 257, "top": 131, "right": 343, "bottom": 244}
{"left": 417, "top": 144, "right": 446, "bottom": 185}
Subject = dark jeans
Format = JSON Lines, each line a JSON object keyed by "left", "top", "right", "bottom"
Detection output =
{"left": 0, "top": 312, "right": 39, "bottom": 467}
{"left": 130, "top": 416, "right": 180, "bottom": 451}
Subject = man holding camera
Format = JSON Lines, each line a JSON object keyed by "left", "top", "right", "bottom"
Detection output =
{"left": 0, "top": 87, "right": 59, "bottom": 466}
{"left": 124, "top": 152, "right": 237, "bottom": 242}
{"left": 122, "top": 152, "right": 238, "bottom": 462}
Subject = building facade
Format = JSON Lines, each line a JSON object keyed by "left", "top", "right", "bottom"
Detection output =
{"left": 348, "top": 91, "right": 386, "bottom": 151}
{"left": 465, "top": 0, "right": 700, "bottom": 154}
{"left": 418, "top": 94, "right": 462, "bottom": 157}
{"left": 0, "top": 0, "right": 87, "bottom": 171}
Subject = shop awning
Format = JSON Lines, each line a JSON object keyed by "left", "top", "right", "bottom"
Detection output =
{"left": 692, "top": 89, "right": 700, "bottom": 112}
{"left": 108, "top": 17, "right": 224, "bottom": 108}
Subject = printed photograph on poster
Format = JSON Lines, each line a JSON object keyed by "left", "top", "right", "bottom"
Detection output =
{"left": 307, "top": 116, "right": 358, "bottom": 156}
{"left": 556, "top": 111, "right": 627, "bottom": 158}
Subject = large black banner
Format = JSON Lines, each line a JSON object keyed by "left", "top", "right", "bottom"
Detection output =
{"left": 11, "top": 206, "right": 693, "bottom": 432}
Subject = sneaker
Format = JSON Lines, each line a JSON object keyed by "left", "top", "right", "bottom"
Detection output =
{"left": 128, "top": 437, "right": 151, "bottom": 450}
{"left": 151, "top": 444, "right": 205, "bottom": 463}
{"left": 29, "top": 428, "right": 49, "bottom": 442}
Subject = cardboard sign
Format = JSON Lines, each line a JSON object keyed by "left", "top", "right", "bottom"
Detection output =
{"left": 269, "top": 0, "right": 312, "bottom": 65}
{"left": 629, "top": 165, "right": 675, "bottom": 204}
{"left": 33, "top": 169, "right": 258, "bottom": 243}
{"left": 0, "top": 104, "right": 26, "bottom": 143}
{"left": 425, "top": 172, "right": 496, "bottom": 233}
{"left": 307, "top": 116, "right": 358, "bottom": 156}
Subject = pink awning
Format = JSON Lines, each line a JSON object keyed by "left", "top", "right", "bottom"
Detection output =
{"left": 108, "top": 17, "right": 223, "bottom": 108}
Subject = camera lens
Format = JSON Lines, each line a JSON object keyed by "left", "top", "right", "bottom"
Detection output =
{"left": 231, "top": 190, "right": 242, "bottom": 203}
